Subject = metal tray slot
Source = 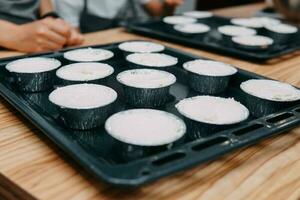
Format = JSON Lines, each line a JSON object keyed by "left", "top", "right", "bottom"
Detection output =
{"left": 232, "top": 123, "right": 265, "bottom": 136}
{"left": 294, "top": 107, "right": 300, "bottom": 114}
{"left": 191, "top": 136, "right": 230, "bottom": 152}
{"left": 266, "top": 112, "right": 295, "bottom": 124}
{"left": 152, "top": 152, "right": 186, "bottom": 166}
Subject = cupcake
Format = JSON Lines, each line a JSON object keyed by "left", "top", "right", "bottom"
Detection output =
{"left": 49, "top": 84, "right": 117, "bottom": 130}
{"left": 255, "top": 17, "right": 281, "bottom": 25}
{"left": 174, "top": 23, "right": 210, "bottom": 36}
{"left": 118, "top": 41, "right": 165, "bottom": 56}
{"left": 163, "top": 16, "right": 197, "bottom": 25}
{"left": 183, "top": 59, "right": 237, "bottom": 94}
{"left": 63, "top": 48, "right": 114, "bottom": 63}
{"left": 218, "top": 25, "right": 257, "bottom": 37}
{"left": 5, "top": 57, "right": 61, "bottom": 92}
{"left": 105, "top": 109, "right": 186, "bottom": 160}
{"left": 126, "top": 53, "right": 178, "bottom": 71}
{"left": 240, "top": 79, "right": 300, "bottom": 117}
{"left": 217, "top": 25, "right": 256, "bottom": 43}
{"left": 232, "top": 35, "right": 274, "bottom": 51}
{"left": 231, "top": 17, "right": 280, "bottom": 33}
{"left": 24, "top": 92, "right": 57, "bottom": 115}
{"left": 231, "top": 18, "right": 265, "bottom": 29}
{"left": 117, "top": 69, "right": 176, "bottom": 107}
{"left": 56, "top": 62, "right": 114, "bottom": 85}
{"left": 183, "top": 11, "right": 213, "bottom": 19}
{"left": 264, "top": 23, "right": 298, "bottom": 43}
{"left": 176, "top": 96, "right": 249, "bottom": 138}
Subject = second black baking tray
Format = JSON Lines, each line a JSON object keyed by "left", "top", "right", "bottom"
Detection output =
{"left": 0, "top": 41, "right": 299, "bottom": 187}
{"left": 126, "top": 16, "right": 300, "bottom": 62}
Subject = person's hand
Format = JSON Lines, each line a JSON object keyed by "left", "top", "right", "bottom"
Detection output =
{"left": 143, "top": 0, "right": 184, "bottom": 17}
{"left": 67, "top": 28, "right": 84, "bottom": 46}
{"left": 164, "top": 0, "right": 184, "bottom": 8}
{"left": 49, "top": 18, "right": 84, "bottom": 46}
{"left": 11, "top": 17, "right": 69, "bottom": 52}
{"left": 7, "top": 17, "right": 84, "bottom": 53}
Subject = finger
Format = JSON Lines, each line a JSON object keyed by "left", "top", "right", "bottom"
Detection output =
{"left": 42, "top": 28, "right": 68, "bottom": 46}
{"left": 165, "top": 0, "right": 178, "bottom": 7}
{"left": 39, "top": 38, "right": 64, "bottom": 51}
{"left": 169, "top": 0, "right": 183, "bottom": 6}
{"left": 172, "top": 0, "right": 183, "bottom": 6}
{"left": 67, "top": 30, "right": 84, "bottom": 46}
{"left": 42, "top": 18, "right": 71, "bottom": 38}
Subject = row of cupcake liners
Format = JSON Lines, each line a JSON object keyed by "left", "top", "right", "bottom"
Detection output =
{"left": 127, "top": 16, "right": 300, "bottom": 62}
{"left": 2, "top": 41, "right": 299, "bottom": 151}
{"left": 0, "top": 41, "right": 299, "bottom": 187}
{"left": 1, "top": 41, "right": 298, "bottom": 161}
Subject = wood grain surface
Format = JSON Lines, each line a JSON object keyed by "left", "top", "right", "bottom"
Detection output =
{"left": 0, "top": 3, "right": 300, "bottom": 200}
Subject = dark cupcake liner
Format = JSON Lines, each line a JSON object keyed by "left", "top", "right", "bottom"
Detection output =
{"left": 187, "top": 72, "right": 232, "bottom": 94}
{"left": 175, "top": 30, "right": 208, "bottom": 38}
{"left": 109, "top": 133, "right": 185, "bottom": 161}
{"left": 63, "top": 54, "right": 115, "bottom": 64}
{"left": 57, "top": 76, "right": 109, "bottom": 86}
{"left": 55, "top": 102, "right": 115, "bottom": 130}
{"left": 183, "top": 116, "right": 245, "bottom": 139}
{"left": 232, "top": 40, "right": 273, "bottom": 51}
{"left": 164, "top": 23, "right": 177, "bottom": 29}
{"left": 183, "top": 117, "right": 229, "bottom": 139}
{"left": 196, "top": 18, "right": 213, "bottom": 23}
{"left": 255, "top": 27, "right": 265, "bottom": 35}
{"left": 120, "top": 51, "right": 135, "bottom": 58}
{"left": 23, "top": 92, "right": 58, "bottom": 115}
{"left": 263, "top": 29, "right": 297, "bottom": 44}
{"left": 24, "top": 92, "right": 48, "bottom": 106}
{"left": 119, "top": 48, "right": 165, "bottom": 58}
{"left": 122, "top": 84, "right": 171, "bottom": 108}
{"left": 230, "top": 21, "right": 265, "bottom": 34}
{"left": 72, "top": 129, "right": 115, "bottom": 156}
{"left": 126, "top": 60, "right": 176, "bottom": 73}
{"left": 241, "top": 92, "right": 299, "bottom": 118}
{"left": 10, "top": 70, "right": 56, "bottom": 92}
{"left": 219, "top": 33, "right": 235, "bottom": 46}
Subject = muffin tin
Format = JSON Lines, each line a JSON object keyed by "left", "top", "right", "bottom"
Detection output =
{"left": 126, "top": 16, "right": 300, "bottom": 62}
{"left": 0, "top": 41, "right": 299, "bottom": 187}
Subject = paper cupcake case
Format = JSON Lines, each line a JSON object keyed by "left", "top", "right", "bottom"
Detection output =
{"left": 0, "top": 41, "right": 299, "bottom": 187}
{"left": 11, "top": 71, "right": 56, "bottom": 92}
{"left": 117, "top": 69, "right": 176, "bottom": 108}
{"left": 56, "top": 62, "right": 114, "bottom": 86}
{"left": 104, "top": 109, "right": 186, "bottom": 161}
{"left": 187, "top": 72, "right": 232, "bottom": 94}
{"left": 121, "top": 85, "right": 171, "bottom": 108}
{"left": 118, "top": 41, "right": 166, "bottom": 57}
{"left": 263, "top": 24, "right": 298, "bottom": 44}
{"left": 241, "top": 91, "right": 299, "bottom": 118}
{"left": 5, "top": 57, "right": 61, "bottom": 92}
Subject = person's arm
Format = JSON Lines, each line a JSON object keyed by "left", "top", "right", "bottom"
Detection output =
{"left": 53, "top": 0, "right": 82, "bottom": 28}
{"left": 40, "top": 0, "right": 55, "bottom": 17}
{"left": 142, "top": 0, "right": 184, "bottom": 17}
{"left": 50, "top": 0, "right": 84, "bottom": 45}
{"left": 0, "top": 20, "right": 20, "bottom": 50}
{"left": 40, "top": 0, "right": 84, "bottom": 47}
{"left": 0, "top": 17, "right": 84, "bottom": 53}
{"left": 0, "top": 18, "right": 68, "bottom": 52}
{"left": 0, "top": 0, "right": 83, "bottom": 53}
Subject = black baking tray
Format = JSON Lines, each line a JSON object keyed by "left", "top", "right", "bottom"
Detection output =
{"left": 0, "top": 41, "right": 299, "bottom": 187}
{"left": 126, "top": 16, "right": 300, "bottom": 62}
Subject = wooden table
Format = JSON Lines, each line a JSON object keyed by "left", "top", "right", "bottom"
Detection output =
{"left": 1, "top": 3, "right": 300, "bottom": 200}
